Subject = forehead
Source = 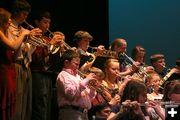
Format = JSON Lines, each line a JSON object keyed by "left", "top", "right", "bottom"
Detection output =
{"left": 71, "top": 57, "right": 80, "bottom": 61}
{"left": 40, "top": 17, "right": 51, "bottom": 23}
{"left": 19, "top": 11, "right": 29, "bottom": 16}
{"left": 80, "top": 38, "right": 91, "bottom": 42}
{"left": 157, "top": 58, "right": 165, "bottom": 62}
{"left": 117, "top": 40, "right": 127, "bottom": 47}
{"left": 108, "top": 61, "right": 119, "bottom": 67}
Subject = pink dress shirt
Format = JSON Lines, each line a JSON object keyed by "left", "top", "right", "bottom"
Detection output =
{"left": 56, "top": 68, "right": 96, "bottom": 109}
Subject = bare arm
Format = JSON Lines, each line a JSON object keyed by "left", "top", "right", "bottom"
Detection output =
{"left": 0, "top": 30, "right": 29, "bottom": 50}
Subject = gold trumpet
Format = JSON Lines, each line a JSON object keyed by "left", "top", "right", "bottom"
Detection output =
{"left": 47, "top": 29, "right": 74, "bottom": 54}
{"left": 88, "top": 79, "right": 113, "bottom": 102}
{"left": 162, "top": 66, "right": 172, "bottom": 81}
{"left": 88, "top": 46, "right": 117, "bottom": 58}
{"left": 77, "top": 69, "right": 113, "bottom": 102}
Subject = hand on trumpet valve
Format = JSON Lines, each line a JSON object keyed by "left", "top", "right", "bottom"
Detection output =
{"left": 122, "top": 75, "right": 132, "bottom": 83}
{"left": 86, "top": 72, "right": 97, "bottom": 80}
{"left": 170, "top": 67, "right": 180, "bottom": 74}
{"left": 29, "top": 28, "right": 42, "bottom": 37}
{"left": 90, "top": 45, "right": 105, "bottom": 56}
{"left": 22, "top": 29, "right": 30, "bottom": 36}
{"left": 131, "top": 61, "right": 141, "bottom": 72}
{"left": 49, "top": 34, "right": 64, "bottom": 45}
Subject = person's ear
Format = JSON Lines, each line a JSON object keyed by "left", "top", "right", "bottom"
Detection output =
{"left": 64, "top": 60, "right": 70, "bottom": 65}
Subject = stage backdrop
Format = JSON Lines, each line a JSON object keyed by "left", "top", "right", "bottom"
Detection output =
{"left": 109, "top": 0, "right": 180, "bottom": 67}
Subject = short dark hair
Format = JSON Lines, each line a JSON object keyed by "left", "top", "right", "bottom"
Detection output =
{"left": 11, "top": 0, "right": 31, "bottom": 14}
{"left": 150, "top": 54, "right": 164, "bottom": 64}
{"left": 34, "top": 10, "right": 51, "bottom": 21}
{"left": 59, "top": 50, "right": 79, "bottom": 71}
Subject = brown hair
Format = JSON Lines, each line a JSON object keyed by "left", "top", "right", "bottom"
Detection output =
{"left": 145, "top": 70, "right": 162, "bottom": 87}
{"left": 104, "top": 58, "right": 119, "bottom": 70}
{"left": 150, "top": 54, "right": 164, "bottom": 64}
{"left": 131, "top": 45, "right": 145, "bottom": 62}
{"left": 11, "top": 0, "right": 31, "bottom": 15}
{"left": 162, "top": 80, "right": 180, "bottom": 101}
{"left": 0, "top": 8, "right": 11, "bottom": 32}
{"left": 121, "top": 80, "right": 147, "bottom": 102}
{"left": 110, "top": 38, "right": 126, "bottom": 51}
{"left": 88, "top": 67, "right": 105, "bottom": 80}
{"left": 73, "top": 30, "right": 93, "bottom": 45}
{"left": 59, "top": 49, "right": 80, "bottom": 71}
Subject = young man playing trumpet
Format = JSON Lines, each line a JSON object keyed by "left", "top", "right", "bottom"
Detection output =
{"left": 7, "top": 1, "right": 42, "bottom": 120}
{"left": 73, "top": 30, "right": 105, "bottom": 73}
{"left": 30, "top": 10, "right": 63, "bottom": 120}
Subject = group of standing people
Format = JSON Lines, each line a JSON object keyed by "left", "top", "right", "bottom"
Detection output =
{"left": 0, "top": 0, "right": 180, "bottom": 120}
{"left": 0, "top": 0, "right": 62, "bottom": 120}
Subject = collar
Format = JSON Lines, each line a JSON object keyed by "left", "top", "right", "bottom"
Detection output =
{"left": 63, "top": 68, "right": 78, "bottom": 76}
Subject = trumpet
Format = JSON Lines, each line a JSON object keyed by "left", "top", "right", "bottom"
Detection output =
{"left": 119, "top": 53, "right": 149, "bottom": 81}
{"left": 24, "top": 21, "right": 56, "bottom": 53}
{"left": 162, "top": 66, "right": 172, "bottom": 81}
{"left": 47, "top": 29, "right": 74, "bottom": 54}
{"left": 88, "top": 46, "right": 117, "bottom": 58}
{"left": 77, "top": 69, "right": 113, "bottom": 102}
{"left": 88, "top": 79, "right": 113, "bottom": 102}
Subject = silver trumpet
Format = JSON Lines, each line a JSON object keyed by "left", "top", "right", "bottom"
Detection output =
{"left": 120, "top": 53, "right": 149, "bottom": 81}
{"left": 24, "top": 21, "right": 55, "bottom": 53}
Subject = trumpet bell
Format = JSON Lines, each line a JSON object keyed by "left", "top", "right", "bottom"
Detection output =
{"left": 50, "top": 46, "right": 60, "bottom": 54}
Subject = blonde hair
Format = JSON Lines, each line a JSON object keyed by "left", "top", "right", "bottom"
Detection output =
{"left": 104, "top": 58, "right": 119, "bottom": 69}
{"left": 88, "top": 67, "right": 105, "bottom": 80}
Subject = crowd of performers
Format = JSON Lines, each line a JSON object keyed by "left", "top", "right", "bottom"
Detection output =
{"left": 0, "top": 0, "right": 180, "bottom": 120}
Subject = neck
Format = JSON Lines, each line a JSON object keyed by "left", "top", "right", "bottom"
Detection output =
{"left": 152, "top": 90, "right": 159, "bottom": 95}
{"left": 106, "top": 76, "right": 116, "bottom": 84}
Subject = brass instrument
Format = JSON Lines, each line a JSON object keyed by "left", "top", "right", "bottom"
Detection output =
{"left": 156, "top": 65, "right": 172, "bottom": 87}
{"left": 120, "top": 53, "right": 149, "bottom": 81}
{"left": 47, "top": 29, "right": 74, "bottom": 54}
{"left": 88, "top": 79, "right": 113, "bottom": 102}
{"left": 162, "top": 66, "right": 172, "bottom": 81}
{"left": 77, "top": 70, "right": 113, "bottom": 102}
{"left": 89, "top": 46, "right": 117, "bottom": 58}
{"left": 24, "top": 21, "right": 55, "bottom": 53}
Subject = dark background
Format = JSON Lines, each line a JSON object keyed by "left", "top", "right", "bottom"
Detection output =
{"left": 0, "top": 0, "right": 109, "bottom": 48}
{"left": 1, "top": 0, "right": 180, "bottom": 67}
